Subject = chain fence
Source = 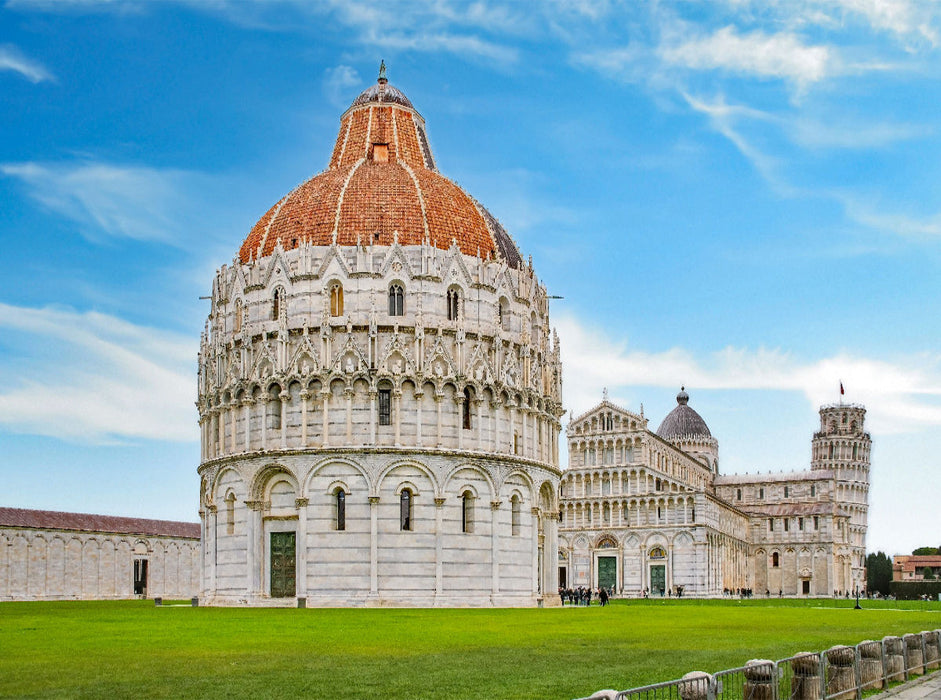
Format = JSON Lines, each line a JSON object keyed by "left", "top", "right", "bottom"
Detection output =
{"left": 585, "top": 629, "right": 941, "bottom": 700}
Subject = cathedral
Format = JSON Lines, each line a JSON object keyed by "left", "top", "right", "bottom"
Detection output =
{"left": 559, "top": 389, "right": 870, "bottom": 598}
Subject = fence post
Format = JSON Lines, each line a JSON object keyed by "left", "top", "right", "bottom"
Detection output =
{"left": 825, "top": 645, "right": 856, "bottom": 700}
{"left": 678, "top": 671, "right": 712, "bottom": 700}
{"left": 790, "top": 652, "right": 822, "bottom": 700}
{"left": 903, "top": 633, "right": 924, "bottom": 677}
{"left": 744, "top": 660, "right": 775, "bottom": 700}
{"left": 883, "top": 636, "right": 905, "bottom": 683}
{"left": 857, "top": 641, "right": 883, "bottom": 691}
{"left": 929, "top": 631, "right": 941, "bottom": 671}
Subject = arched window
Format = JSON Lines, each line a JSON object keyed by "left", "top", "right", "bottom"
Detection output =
{"left": 784, "top": 486, "right": 789, "bottom": 498}
{"left": 272, "top": 287, "right": 286, "bottom": 322}
{"left": 335, "top": 489, "right": 346, "bottom": 531}
{"left": 462, "top": 491, "right": 474, "bottom": 533}
{"left": 225, "top": 492, "right": 236, "bottom": 535}
{"left": 828, "top": 443, "right": 834, "bottom": 459}
{"left": 759, "top": 487, "right": 764, "bottom": 500}
{"left": 498, "top": 299, "right": 509, "bottom": 330}
{"left": 462, "top": 387, "right": 472, "bottom": 430}
{"left": 811, "top": 484, "right": 816, "bottom": 497}
{"left": 234, "top": 299, "right": 243, "bottom": 333}
{"left": 736, "top": 488, "right": 742, "bottom": 501}
{"left": 511, "top": 495, "right": 521, "bottom": 536}
{"left": 330, "top": 283, "right": 343, "bottom": 317}
{"left": 400, "top": 489, "right": 412, "bottom": 531}
{"left": 852, "top": 444, "right": 858, "bottom": 459}
{"left": 266, "top": 385, "right": 282, "bottom": 430}
{"left": 388, "top": 284, "right": 404, "bottom": 316}
{"left": 447, "top": 288, "right": 461, "bottom": 321}
{"left": 772, "top": 552, "right": 780, "bottom": 568}
{"left": 378, "top": 388, "right": 392, "bottom": 426}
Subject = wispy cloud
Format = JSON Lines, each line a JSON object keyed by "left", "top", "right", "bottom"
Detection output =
{"left": 0, "top": 160, "right": 210, "bottom": 245}
{"left": 0, "top": 44, "right": 54, "bottom": 83}
{"left": 661, "top": 26, "right": 833, "bottom": 91}
{"left": 323, "top": 64, "right": 361, "bottom": 109}
{"left": 813, "top": 0, "right": 939, "bottom": 47}
{"left": 557, "top": 312, "right": 941, "bottom": 436}
{"left": 0, "top": 303, "right": 196, "bottom": 443}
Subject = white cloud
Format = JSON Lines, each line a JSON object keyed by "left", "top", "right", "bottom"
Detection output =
{"left": 0, "top": 303, "right": 196, "bottom": 443}
{"left": 556, "top": 312, "right": 941, "bottom": 436}
{"left": 817, "top": 0, "right": 939, "bottom": 47}
{"left": 323, "top": 65, "right": 361, "bottom": 109}
{"left": 0, "top": 160, "right": 207, "bottom": 244}
{"left": 0, "top": 44, "right": 54, "bottom": 83}
{"left": 660, "top": 26, "right": 833, "bottom": 90}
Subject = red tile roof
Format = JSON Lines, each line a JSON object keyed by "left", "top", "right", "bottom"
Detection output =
{"left": 0, "top": 507, "right": 200, "bottom": 539}
{"left": 238, "top": 80, "right": 521, "bottom": 268}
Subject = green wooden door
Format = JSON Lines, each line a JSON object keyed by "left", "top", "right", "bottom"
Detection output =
{"left": 598, "top": 556, "right": 616, "bottom": 591}
{"left": 270, "top": 532, "right": 296, "bottom": 598}
{"left": 650, "top": 565, "right": 665, "bottom": 595}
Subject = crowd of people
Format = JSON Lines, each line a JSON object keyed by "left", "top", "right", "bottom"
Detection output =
{"left": 559, "top": 587, "right": 611, "bottom": 606}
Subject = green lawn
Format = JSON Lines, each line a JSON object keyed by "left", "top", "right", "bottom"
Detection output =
{"left": 1, "top": 598, "right": 939, "bottom": 699}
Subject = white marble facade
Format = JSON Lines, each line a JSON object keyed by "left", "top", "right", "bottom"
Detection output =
{"left": 197, "top": 239, "right": 564, "bottom": 607}
{"left": 559, "top": 395, "right": 870, "bottom": 598}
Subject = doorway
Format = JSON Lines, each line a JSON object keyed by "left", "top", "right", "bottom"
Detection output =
{"left": 650, "top": 564, "right": 665, "bottom": 595}
{"left": 270, "top": 532, "right": 296, "bottom": 598}
{"left": 598, "top": 556, "right": 617, "bottom": 591}
{"left": 133, "top": 559, "right": 148, "bottom": 596}
{"left": 802, "top": 579, "right": 810, "bottom": 595}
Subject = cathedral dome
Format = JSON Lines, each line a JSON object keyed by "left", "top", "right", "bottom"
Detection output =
{"left": 657, "top": 387, "right": 712, "bottom": 440}
{"left": 238, "top": 68, "right": 522, "bottom": 268}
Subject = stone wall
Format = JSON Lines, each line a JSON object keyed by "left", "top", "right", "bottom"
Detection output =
{"left": 0, "top": 526, "right": 199, "bottom": 601}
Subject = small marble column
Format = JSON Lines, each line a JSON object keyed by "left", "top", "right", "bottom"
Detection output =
{"left": 394, "top": 390, "right": 402, "bottom": 446}
{"left": 434, "top": 497, "right": 446, "bottom": 601}
{"left": 242, "top": 399, "right": 252, "bottom": 452}
{"left": 299, "top": 390, "right": 309, "bottom": 445}
{"left": 345, "top": 387, "right": 354, "bottom": 445}
{"left": 369, "top": 496, "right": 379, "bottom": 595}
{"left": 280, "top": 390, "right": 290, "bottom": 449}
{"left": 295, "top": 498, "right": 309, "bottom": 598}
{"left": 490, "top": 500, "right": 501, "bottom": 599}
{"left": 321, "top": 390, "right": 330, "bottom": 448}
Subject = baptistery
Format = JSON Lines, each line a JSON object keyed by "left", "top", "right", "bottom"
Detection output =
{"left": 197, "top": 66, "right": 564, "bottom": 606}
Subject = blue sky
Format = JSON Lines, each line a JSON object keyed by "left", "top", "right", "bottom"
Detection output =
{"left": 1, "top": 0, "right": 939, "bottom": 555}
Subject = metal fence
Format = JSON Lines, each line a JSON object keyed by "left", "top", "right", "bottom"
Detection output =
{"left": 601, "top": 629, "right": 941, "bottom": 700}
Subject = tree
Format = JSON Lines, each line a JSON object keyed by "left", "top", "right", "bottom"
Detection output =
{"left": 912, "top": 546, "right": 940, "bottom": 555}
{"left": 923, "top": 567, "right": 937, "bottom": 581}
{"left": 866, "top": 551, "right": 893, "bottom": 595}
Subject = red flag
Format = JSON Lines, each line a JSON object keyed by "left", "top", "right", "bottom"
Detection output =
{"left": 840, "top": 382, "right": 844, "bottom": 396}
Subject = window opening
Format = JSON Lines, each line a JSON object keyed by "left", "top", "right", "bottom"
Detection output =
{"left": 330, "top": 283, "right": 343, "bottom": 317}
{"left": 336, "top": 490, "right": 346, "bottom": 531}
{"left": 272, "top": 287, "right": 286, "bottom": 322}
{"left": 447, "top": 288, "right": 460, "bottom": 321}
{"left": 462, "top": 491, "right": 474, "bottom": 533}
{"left": 388, "top": 284, "right": 404, "bottom": 316}
{"left": 378, "top": 389, "right": 392, "bottom": 426}
{"left": 226, "top": 493, "right": 236, "bottom": 535}
{"left": 772, "top": 552, "right": 780, "bottom": 568}
{"left": 400, "top": 489, "right": 412, "bottom": 531}
{"left": 234, "top": 299, "right": 243, "bottom": 333}
{"left": 462, "top": 387, "right": 472, "bottom": 430}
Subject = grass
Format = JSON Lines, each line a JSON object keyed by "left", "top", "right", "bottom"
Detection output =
{"left": 1, "top": 598, "right": 939, "bottom": 699}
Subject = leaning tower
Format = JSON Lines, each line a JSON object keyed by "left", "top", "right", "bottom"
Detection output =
{"left": 811, "top": 403, "right": 871, "bottom": 594}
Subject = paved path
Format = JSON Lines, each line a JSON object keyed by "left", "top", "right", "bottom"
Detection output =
{"left": 881, "top": 672, "right": 941, "bottom": 699}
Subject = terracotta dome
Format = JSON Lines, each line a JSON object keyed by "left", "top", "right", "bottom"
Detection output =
{"left": 239, "top": 69, "right": 522, "bottom": 267}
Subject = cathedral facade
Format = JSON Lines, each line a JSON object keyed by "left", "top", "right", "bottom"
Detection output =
{"left": 559, "top": 390, "right": 870, "bottom": 598}
{"left": 196, "top": 69, "right": 564, "bottom": 607}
